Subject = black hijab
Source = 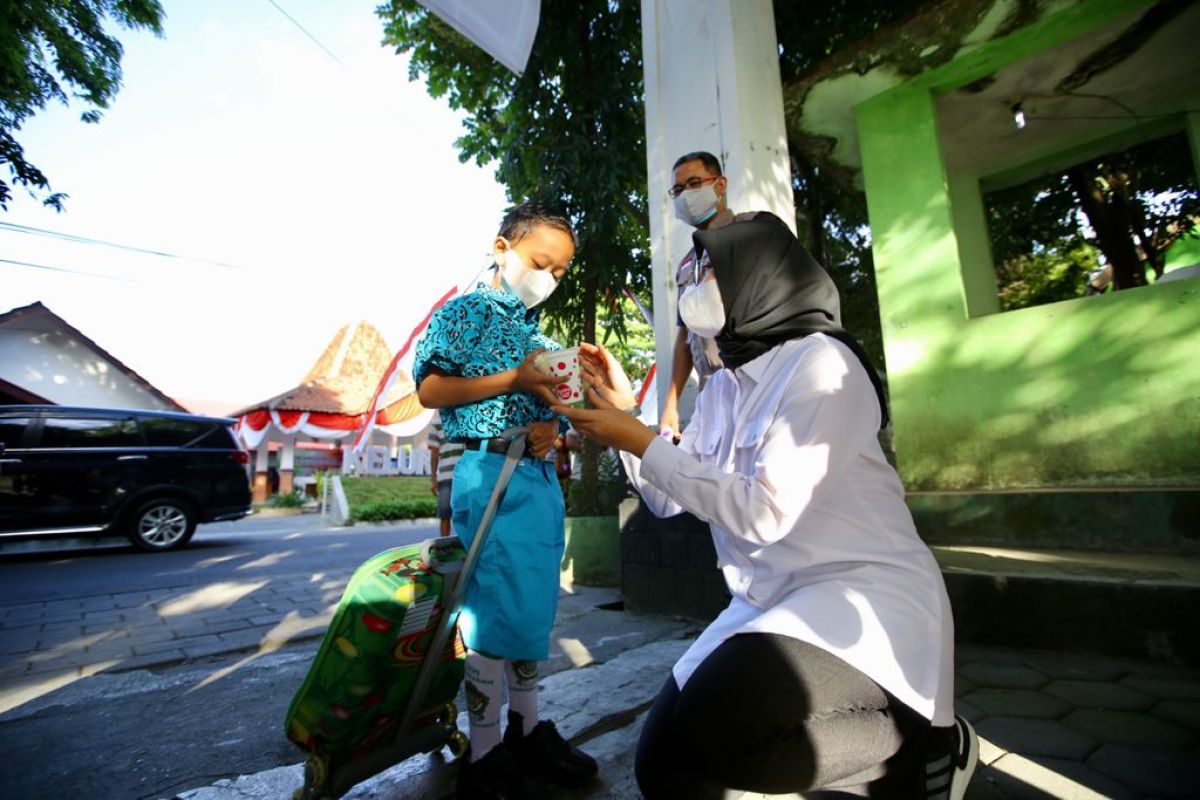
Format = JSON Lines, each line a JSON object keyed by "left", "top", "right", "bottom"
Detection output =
{"left": 693, "top": 212, "right": 889, "bottom": 428}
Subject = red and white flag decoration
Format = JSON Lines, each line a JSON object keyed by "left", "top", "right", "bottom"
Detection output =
{"left": 352, "top": 285, "right": 459, "bottom": 453}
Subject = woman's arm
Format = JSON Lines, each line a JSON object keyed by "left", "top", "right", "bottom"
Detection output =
{"left": 565, "top": 342, "right": 879, "bottom": 545}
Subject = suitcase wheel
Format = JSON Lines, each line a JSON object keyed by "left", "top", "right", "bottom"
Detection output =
{"left": 448, "top": 729, "right": 469, "bottom": 759}
{"left": 295, "top": 754, "right": 331, "bottom": 799}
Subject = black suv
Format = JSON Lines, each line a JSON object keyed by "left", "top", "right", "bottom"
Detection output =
{"left": 0, "top": 406, "right": 252, "bottom": 552}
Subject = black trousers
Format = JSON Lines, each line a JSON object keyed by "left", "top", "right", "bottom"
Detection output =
{"left": 635, "top": 633, "right": 935, "bottom": 798}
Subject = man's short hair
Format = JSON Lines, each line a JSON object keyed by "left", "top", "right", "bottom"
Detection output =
{"left": 672, "top": 151, "right": 723, "bottom": 175}
{"left": 498, "top": 202, "right": 576, "bottom": 246}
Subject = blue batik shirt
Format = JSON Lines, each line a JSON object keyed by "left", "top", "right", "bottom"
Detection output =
{"left": 413, "top": 282, "right": 564, "bottom": 440}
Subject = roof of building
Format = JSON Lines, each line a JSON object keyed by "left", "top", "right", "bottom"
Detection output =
{"left": 234, "top": 320, "right": 414, "bottom": 417}
{"left": 0, "top": 301, "right": 185, "bottom": 411}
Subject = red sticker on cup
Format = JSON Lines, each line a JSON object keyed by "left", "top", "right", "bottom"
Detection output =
{"left": 556, "top": 384, "right": 572, "bottom": 401}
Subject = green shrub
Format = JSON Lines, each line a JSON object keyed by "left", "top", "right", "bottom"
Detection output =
{"left": 351, "top": 498, "right": 438, "bottom": 523}
{"left": 267, "top": 492, "right": 305, "bottom": 508}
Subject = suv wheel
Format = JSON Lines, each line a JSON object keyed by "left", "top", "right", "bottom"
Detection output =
{"left": 127, "top": 499, "right": 196, "bottom": 551}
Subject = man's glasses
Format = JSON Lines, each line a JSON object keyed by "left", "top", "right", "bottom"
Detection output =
{"left": 668, "top": 175, "right": 720, "bottom": 199}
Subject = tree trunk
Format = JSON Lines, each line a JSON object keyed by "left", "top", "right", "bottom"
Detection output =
{"left": 796, "top": 157, "right": 828, "bottom": 266}
{"left": 1066, "top": 167, "right": 1146, "bottom": 289}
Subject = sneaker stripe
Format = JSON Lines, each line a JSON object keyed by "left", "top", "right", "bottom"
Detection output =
{"left": 927, "top": 771, "right": 952, "bottom": 791}
{"left": 927, "top": 753, "right": 953, "bottom": 773}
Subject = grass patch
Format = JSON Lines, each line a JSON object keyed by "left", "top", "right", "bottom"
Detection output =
{"left": 342, "top": 476, "right": 437, "bottom": 522}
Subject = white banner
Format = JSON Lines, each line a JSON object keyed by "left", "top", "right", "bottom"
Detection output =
{"left": 417, "top": 0, "right": 540, "bottom": 75}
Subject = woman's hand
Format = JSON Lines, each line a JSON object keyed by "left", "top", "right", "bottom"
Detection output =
{"left": 578, "top": 343, "right": 637, "bottom": 412}
{"left": 514, "top": 350, "right": 560, "bottom": 406}
{"left": 552, "top": 399, "right": 656, "bottom": 457}
{"left": 527, "top": 418, "right": 559, "bottom": 458}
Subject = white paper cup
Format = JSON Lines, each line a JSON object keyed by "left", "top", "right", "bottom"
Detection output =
{"left": 536, "top": 347, "right": 586, "bottom": 407}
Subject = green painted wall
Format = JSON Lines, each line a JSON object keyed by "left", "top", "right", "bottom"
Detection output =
{"left": 858, "top": 0, "right": 1200, "bottom": 491}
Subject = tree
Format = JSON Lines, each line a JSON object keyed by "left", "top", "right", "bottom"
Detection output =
{"left": 774, "top": 0, "right": 930, "bottom": 373}
{"left": 0, "top": 0, "right": 164, "bottom": 212}
{"left": 985, "top": 130, "right": 1200, "bottom": 306}
{"left": 378, "top": 0, "right": 649, "bottom": 515}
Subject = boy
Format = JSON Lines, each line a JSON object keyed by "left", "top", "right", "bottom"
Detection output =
{"left": 414, "top": 203, "right": 598, "bottom": 799}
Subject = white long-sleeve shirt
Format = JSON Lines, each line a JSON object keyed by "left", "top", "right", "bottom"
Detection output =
{"left": 621, "top": 333, "right": 955, "bottom": 725}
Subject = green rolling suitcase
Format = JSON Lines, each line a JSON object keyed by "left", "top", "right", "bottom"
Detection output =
{"left": 286, "top": 429, "right": 528, "bottom": 799}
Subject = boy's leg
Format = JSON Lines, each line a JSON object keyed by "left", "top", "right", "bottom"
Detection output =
{"left": 464, "top": 650, "right": 505, "bottom": 760}
{"left": 502, "top": 658, "right": 598, "bottom": 787}
{"left": 504, "top": 659, "right": 539, "bottom": 736}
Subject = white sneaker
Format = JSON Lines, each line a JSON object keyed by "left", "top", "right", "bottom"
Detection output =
{"left": 923, "top": 715, "right": 979, "bottom": 800}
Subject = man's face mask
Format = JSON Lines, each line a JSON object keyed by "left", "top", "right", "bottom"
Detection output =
{"left": 678, "top": 273, "right": 725, "bottom": 338}
{"left": 673, "top": 183, "right": 720, "bottom": 227}
{"left": 497, "top": 240, "right": 558, "bottom": 309}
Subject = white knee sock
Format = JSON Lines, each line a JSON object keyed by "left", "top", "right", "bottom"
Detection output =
{"left": 464, "top": 650, "right": 505, "bottom": 760}
{"left": 505, "top": 659, "right": 540, "bottom": 736}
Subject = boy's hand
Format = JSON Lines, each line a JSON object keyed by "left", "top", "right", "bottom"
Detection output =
{"left": 515, "top": 350, "right": 560, "bottom": 406}
{"left": 527, "top": 419, "right": 558, "bottom": 458}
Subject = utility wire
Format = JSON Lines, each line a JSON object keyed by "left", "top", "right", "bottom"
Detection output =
{"left": 0, "top": 221, "right": 246, "bottom": 271}
{"left": 267, "top": 0, "right": 345, "bottom": 67}
{"left": 0, "top": 257, "right": 137, "bottom": 283}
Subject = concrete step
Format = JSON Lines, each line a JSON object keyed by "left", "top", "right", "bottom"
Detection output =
{"left": 934, "top": 546, "right": 1200, "bottom": 665}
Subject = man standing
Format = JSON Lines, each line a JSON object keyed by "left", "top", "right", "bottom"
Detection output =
{"left": 426, "top": 412, "right": 464, "bottom": 537}
{"left": 658, "top": 151, "right": 757, "bottom": 438}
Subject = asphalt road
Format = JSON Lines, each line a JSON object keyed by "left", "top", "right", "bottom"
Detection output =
{"left": 0, "top": 514, "right": 441, "bottom": 800}
{"left": 0, "top": 513, "right": 437, "bottom": 603}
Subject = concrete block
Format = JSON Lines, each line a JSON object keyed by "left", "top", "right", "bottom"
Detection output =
{"left": 959, "top": 661, "right": 1050, "bottom": 690}
{"left": 1148, "top": 698, "right": 1200, "bottom": 732}
{"left": 986, "top": 753, "right": 1136, "bottom": 799}
{"left": 977, "top": 734, "right": 1008, "bottom": 766}
{"left": 975, "top": 716, "right": 1098, "bottom": 761}
{"left": 1087, "top": 743, "right": 1200, "bottom": 799}
{"left": 1063, "top": 708, "right": 1196, "bottom": 750}
{"left": 1043, "top": 679, "right": 1154, "bottom": 711}
{"left": 961, "top": 688, "right": 1072, "bottom": 720}
{"left": 955, "top": 698, "right": 985, "bottom": 725}
{"left": 1019, "top": 652, "right": 1128, "bottom": 682}
{"left": 134, "top": 636, "right": 202, "bottom": 656}
{"left": 1120, "top": 675, "right": 1200, "bottom": 701}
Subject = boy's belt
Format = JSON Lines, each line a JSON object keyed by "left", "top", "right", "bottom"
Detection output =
{"left": 455, "top": 437, "right": 532, "bottom": 458}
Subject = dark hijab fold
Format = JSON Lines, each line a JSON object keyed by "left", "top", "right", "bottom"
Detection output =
{"left": 693, "top": 212, "right": 889, "bottom": 428}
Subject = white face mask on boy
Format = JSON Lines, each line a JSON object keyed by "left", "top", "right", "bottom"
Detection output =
{"left": 497, "top": 241, "right": 558, "bottom": 309}
{"left": 678, "top": 275, "right": 725, "bottom": 338}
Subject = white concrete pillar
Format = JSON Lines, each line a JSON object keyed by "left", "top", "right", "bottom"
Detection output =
{"left": 641, "top": 0, "right": 796, "bottom": 410}
{"left": 280, "top": 438, "right": 296, "bottom": 494}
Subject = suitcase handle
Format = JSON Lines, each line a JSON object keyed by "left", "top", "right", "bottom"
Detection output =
{"left": 397, "top": 426, "right": 530, "bottom": 739}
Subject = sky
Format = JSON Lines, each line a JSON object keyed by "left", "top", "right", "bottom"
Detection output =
{"left": 2, "top": 0, "right": 509, "bottom": 413}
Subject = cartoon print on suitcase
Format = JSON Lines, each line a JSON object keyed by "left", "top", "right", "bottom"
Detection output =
{"left": 285, "top": 541, "right": 468, "bottom": 766}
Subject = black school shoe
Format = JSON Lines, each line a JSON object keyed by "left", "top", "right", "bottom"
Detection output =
{"left": 456, "top": 741, "right": 540, "bottom": 800}
{"left": 503, "top": 711, "right": 599, "bottom": 788}
{"left": 922, "top": 715, "right": 979, "bottom": 800}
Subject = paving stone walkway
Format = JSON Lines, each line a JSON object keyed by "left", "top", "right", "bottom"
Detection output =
{"left": 3, "top": 562, "right": 1196, "bottom": 797}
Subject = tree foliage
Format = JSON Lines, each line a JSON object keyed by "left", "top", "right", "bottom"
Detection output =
{"left": 774, "top": 0, "right": 929, "bottom": 372}
{"left": 0, "top": 0, "right": 163, "bottom": 211}
{"left": 985, "top": 129, "right": 1199, "bottom": 308}
{"left": 378, "top": 0, "right": 649, "bottom": 516}
{"left": 377, "top": 0, "right": 649, "bottom": 349}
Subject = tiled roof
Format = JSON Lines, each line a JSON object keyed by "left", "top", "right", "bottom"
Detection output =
{"left": 0, "top": 301, "right": 186, "bottom": 411}
{"left": 235, "top": 320, "right": 415, "bottom": 417}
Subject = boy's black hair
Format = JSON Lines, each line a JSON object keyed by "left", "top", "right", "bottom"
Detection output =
{"left": 672, "top": 151, "right": 723, "bottom": 175}
{"left": 498, "top": 202, "right": 576, "bottom": 247}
